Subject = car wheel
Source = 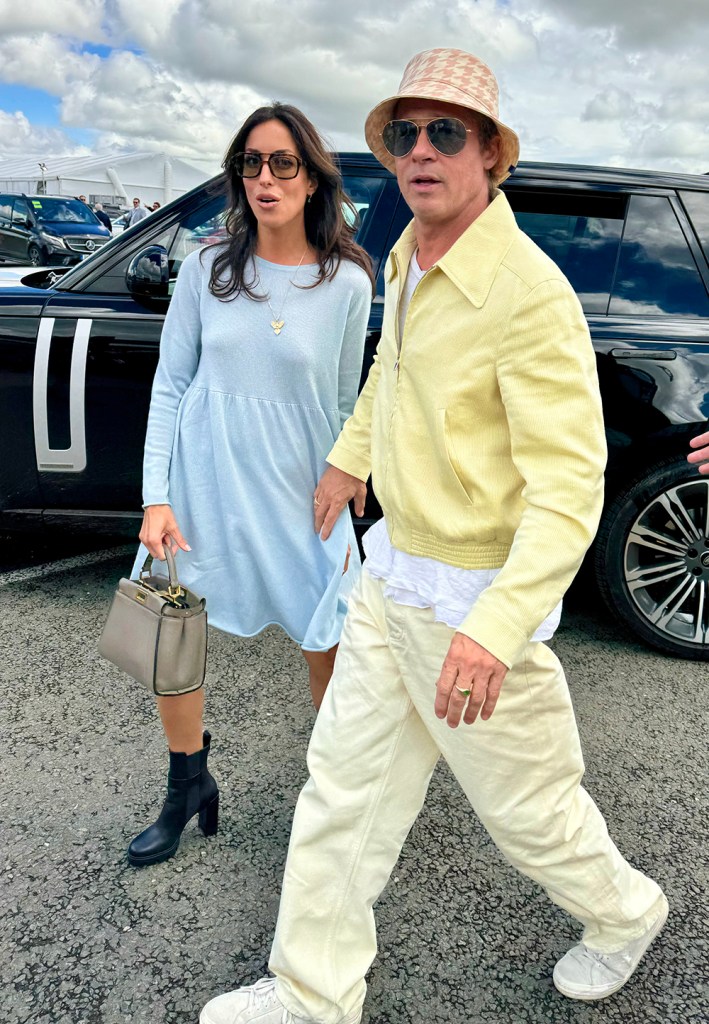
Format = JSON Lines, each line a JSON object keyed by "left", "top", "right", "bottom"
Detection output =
{"left": 594, "top": 456, "right": 709, "bottom": 659}
{"left": 28, "top": 244, "right": 44, "bottom": 266}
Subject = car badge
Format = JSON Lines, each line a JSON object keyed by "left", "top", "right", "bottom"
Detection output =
{"left": 86, "top": 239, "right": 95, "bottom": 251}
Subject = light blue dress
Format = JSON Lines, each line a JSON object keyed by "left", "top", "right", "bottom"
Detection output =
{"left": 132, "top": 246, "right": 372, "bottom": 651}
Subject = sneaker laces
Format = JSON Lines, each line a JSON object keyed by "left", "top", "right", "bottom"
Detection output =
{"left": 246, "top": 978, "right": 297, "bottom": 1023}
{"left": 576, "top": 943, "right": 633, "bottom": 981}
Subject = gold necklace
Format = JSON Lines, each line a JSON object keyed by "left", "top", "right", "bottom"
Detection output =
{"left": 256, "top": 250, "right": 308, "bottom": 335}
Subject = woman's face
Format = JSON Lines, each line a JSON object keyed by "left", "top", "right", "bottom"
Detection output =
{"left": 241, "top": 119, "right": 316, "bottom": 235}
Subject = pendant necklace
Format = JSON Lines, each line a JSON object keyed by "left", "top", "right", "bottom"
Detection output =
{"left": 256, "top": 249, "right": 308, "bottom": 336}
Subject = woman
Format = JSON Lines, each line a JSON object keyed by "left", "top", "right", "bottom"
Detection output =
{"left": 127, "top": 103, "right": 373, "bottom": 867}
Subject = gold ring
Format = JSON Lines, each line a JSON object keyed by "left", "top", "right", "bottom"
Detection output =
{"left": 455, "top": 685, "right": 471, "bottom": 697}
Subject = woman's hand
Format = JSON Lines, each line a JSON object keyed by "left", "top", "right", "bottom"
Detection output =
{"left": 139, "top": 504, "right": 191, "bottom": 560}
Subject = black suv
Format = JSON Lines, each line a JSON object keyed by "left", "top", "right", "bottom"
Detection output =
{"left": 1, "top": 156, "right": 708, "bottom": 660}
{"left": 0, "top": 193, "right": 111, "bottom": 266}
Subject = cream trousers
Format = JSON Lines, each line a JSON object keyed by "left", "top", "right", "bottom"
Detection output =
{"left": 270, "top": 570, "right": 664, "bottom": 1023}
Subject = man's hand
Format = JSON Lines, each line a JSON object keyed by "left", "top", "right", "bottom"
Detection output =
{"left": 139, "top": 504, "right": 191, "bottom": 560}
{"left": 688, "top": 430, "right": 709, "bottom": 475}
{"left": 314, "top": 465, "right": 367, "bottom": 541}
{"left": 434, "top": 632, "right": 508, "bottom": 728}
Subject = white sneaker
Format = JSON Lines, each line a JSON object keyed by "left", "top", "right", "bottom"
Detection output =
{"left": 553, "top": 894, "right": 669, "bottom": 1000}
{"left": 200, "top": 976, "right": 362, "bottom": 1024}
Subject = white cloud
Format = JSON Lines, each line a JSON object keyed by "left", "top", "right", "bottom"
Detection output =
{"left": 0, "top": 0, "right": 105, "bottom": 41}
{"left": 0, "top": 109, "right": 89, "bottom": 157}
{"left": 0, "top": 33, "right": 99, "bottom": 94}
{"left": 0, "top": 0, "right": 706, "bottom": 174}
{"left": 537, "top": 0, "right": 707, "bottom": 47}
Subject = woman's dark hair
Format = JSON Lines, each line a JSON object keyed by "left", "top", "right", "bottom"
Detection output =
{"left": 206, "top": 102, "right": 374, "bottom": 299}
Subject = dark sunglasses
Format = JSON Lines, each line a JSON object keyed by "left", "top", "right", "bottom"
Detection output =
{"left": 233, "top": 151, "right": 304, "bottom": 180}
{"left": 381, "top": 117, "right": 473, "bottom": 158}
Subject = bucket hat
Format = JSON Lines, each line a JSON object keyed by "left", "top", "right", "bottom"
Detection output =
{"left": 365, "top": 48, "right": 519, "bottom": 184}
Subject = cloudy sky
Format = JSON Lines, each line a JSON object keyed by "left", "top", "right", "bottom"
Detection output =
{"left": 0, "top": 0, "right": 706, "bottom": 176}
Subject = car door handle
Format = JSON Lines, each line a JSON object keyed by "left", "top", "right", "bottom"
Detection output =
{"left": 610, "top": 348, "right": 677, "bottom": 361}
{"left": 33, "top": 317, "right": 91, "bottom": 472}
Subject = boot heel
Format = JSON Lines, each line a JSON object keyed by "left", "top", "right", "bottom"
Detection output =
{"left": 198, "top": 794, "right": 219, "bottom": 837}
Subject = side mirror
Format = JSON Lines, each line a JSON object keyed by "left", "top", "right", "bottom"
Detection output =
{"left": 126, "top": 244, "right": 169, "bottom": 298}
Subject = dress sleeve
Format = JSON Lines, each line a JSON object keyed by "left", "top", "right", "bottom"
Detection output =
{"left": 141, "top": 252, "right": 203, "bottom": 506}
{"left": 336, "top": 270, "right": 371, "bottom": 430}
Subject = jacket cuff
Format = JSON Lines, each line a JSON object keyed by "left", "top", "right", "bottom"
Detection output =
{"left": 327, "top": 440, "right": 371, "bottom": 482}
{"left": 456, "top": 606, "right": 531, "bottom": 670}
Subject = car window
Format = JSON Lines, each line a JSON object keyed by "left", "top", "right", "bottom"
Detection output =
{"left": 507, "top": 190, "right": 625, "bottom": 314}
{"left": 11, "top": 200, "right": 31, "bottom": 225}
{"left": 32, "top": 198, "right": 97, "bottom": 225}
{"left": 0, "top": 197, "right": 12, "bottom": 225}
{"left": 680, "top": 190, "right": 709, "bottom": 265}
{"left": 609, "top": 194, "right": 709, "bottom": 317}
{"left": 168, "top": 199, "right": 227, "bottom": 289}
{"left": 341, "top": 175, "right": 385, "bottom": 239}
{"left": 167, "top": 177, "right": 388, "bottom": 296}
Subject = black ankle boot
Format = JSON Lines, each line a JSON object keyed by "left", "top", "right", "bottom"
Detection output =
{"left": 127, "top": 730, "right": 219, "bottom": 867}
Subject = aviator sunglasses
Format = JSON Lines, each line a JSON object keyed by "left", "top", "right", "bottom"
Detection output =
{"left": 381, "top": 117, "right": 473, "bottom": 158}
{"left": 232, "top": 151, "right": 304, "bottom": 180}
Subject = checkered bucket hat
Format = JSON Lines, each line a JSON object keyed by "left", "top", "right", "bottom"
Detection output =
{"left": 365, "top": 48, "right": 520, "bottom": 184}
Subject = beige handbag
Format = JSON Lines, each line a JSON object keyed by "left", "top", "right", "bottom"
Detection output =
{"left": 98, "top": 548, "right": 207, "bottom": 696}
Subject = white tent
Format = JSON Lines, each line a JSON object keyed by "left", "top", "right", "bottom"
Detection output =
{"left": 0, "top": 152, "right": 219, "bottom": 212}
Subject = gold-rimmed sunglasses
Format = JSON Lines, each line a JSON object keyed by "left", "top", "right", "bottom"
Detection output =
{"left": 381, "top": 117, "right": 473, "bottom": 158}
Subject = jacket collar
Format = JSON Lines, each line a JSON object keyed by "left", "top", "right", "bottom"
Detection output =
{"left": 387, "top": 190, "right": 519, "bottom": 308}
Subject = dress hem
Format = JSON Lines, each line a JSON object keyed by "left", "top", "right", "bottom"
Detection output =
{"left": 207, "top": 616, "right": 341, "bottom": 653}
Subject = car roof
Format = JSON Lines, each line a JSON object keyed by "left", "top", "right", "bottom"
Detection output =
{"left": 335, "top": 152, "right": 709, "bottom": 191}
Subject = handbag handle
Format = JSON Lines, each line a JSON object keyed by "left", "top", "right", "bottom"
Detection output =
{"left": 140, "top": 545, "right": 182, "bottom": 598}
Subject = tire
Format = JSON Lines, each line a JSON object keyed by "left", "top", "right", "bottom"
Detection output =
{"left": 27, "top": 244, "right": 44, "bottom": 266}
{"left": 594, "top": 456, "right": 709, "bottom": 660}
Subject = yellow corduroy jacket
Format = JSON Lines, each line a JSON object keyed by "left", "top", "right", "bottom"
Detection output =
{"left": 327, "top": 191, "right": 607, "bottom": 669}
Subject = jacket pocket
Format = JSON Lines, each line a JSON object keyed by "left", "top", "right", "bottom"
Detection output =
{"left": 437, "top": 409, "right": 474, "bottom": 508}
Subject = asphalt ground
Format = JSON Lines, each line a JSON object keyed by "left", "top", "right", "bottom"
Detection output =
{"left": 0, "top": 538, "right": 707, "bottom": 1024}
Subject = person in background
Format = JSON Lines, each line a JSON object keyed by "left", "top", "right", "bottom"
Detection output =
{"left": 150, "top": 201, "right": 162, "bottom": 212}
{"left": 200, "top": 48, "right": 667, "bottom": 1024}
{"left": 125, "top": 102, "right": 373, "bottom": 870}
{"left": 93, "top": 203, "right": 112, "bottom": 232}
{"left": 127, "top": 197, "right": 149, "bottom": 226}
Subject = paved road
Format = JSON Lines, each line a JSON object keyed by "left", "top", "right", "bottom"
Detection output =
{"left": 0, "top": 542, "right": 706, "bottom": 1024}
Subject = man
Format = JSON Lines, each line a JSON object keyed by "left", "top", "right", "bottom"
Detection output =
{"left": 93, "top": 202, "right": 112, "bottom": 232}
{"left": 201, "top": 48, "right": 667, "bottom": 1024}
{"left": 126, "top": 197, "right": 148, "bottom": 226}
{"left": 78, "top": 194, "right": 88, "bottom": 203}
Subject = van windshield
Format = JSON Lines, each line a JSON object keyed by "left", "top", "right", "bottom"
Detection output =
{"left": 31, "top": 198, "right": 99, "bottom": 225}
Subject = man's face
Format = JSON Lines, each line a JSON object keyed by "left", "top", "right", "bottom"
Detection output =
{"left": 79, "top": 195, "right": 87, "bottom": 202}
{"left": 393, "top": 99, "right": 499, "bottom": 233}
{"left": 133, "top": 199, "right": 140, "bottom": 207}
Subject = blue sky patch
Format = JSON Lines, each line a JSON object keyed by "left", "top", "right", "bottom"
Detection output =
{"left": 0, "top": 84, "right": 58, "bottom": 125}
{"left": 81, "top": 43, "right": 115, "bottom": 59}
